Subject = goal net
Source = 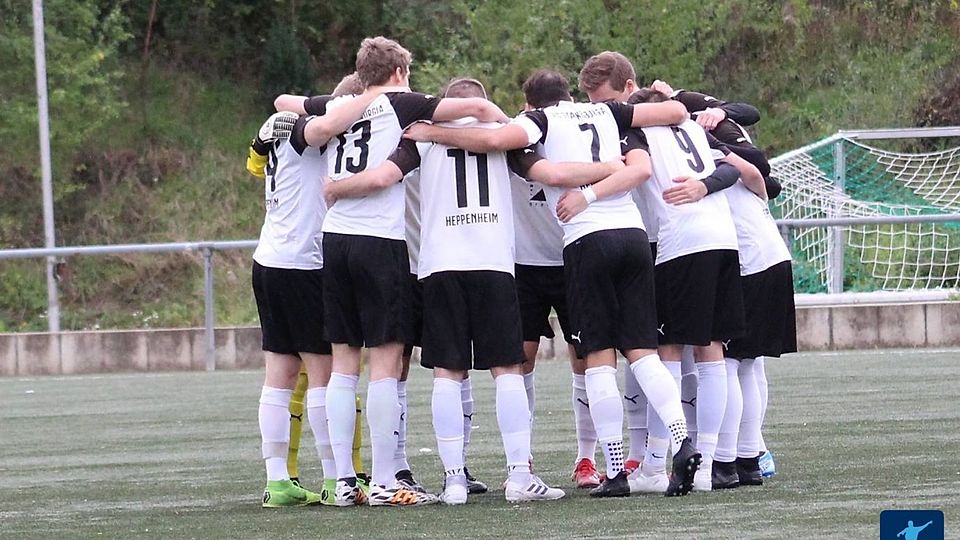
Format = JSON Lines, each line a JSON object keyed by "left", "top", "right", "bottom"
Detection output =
{"left": 769, "top": 131, "right": 960, "bottom": 293}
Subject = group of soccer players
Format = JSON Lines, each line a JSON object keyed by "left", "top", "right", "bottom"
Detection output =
{"left": 247, "top": 35, "right": 796, "bottom": 508}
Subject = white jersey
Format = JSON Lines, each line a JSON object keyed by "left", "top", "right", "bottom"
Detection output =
{"left": 639, "top": 119, "right": 739, "bottom": 264}
{"left": 316, "top": 92, "right": 441, "bottom": 240}
{"left": 510, "top": 176, "right": 564, "bottom": 266}
{"left": 724, "top": 181, "right": 792, "bottom": 276}
{"left": 404, "top": 170, "right": 422, "bottom": 274}
{"left": 252, "top": 139, "right": 327, "bottom": 270}
{"left": 513, "top": 101, "right": 644, "bottom": 246}
{"left": 391, "top": 119, "right": 515, "bottom": 279}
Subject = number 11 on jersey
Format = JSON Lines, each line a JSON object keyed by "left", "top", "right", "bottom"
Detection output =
{"left": 447, "top": 149, "right": 490, "bottom": 208}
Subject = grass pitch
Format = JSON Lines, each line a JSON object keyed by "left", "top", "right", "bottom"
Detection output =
{"left": 1, "top": 349, "right": 958, "bottom": 539}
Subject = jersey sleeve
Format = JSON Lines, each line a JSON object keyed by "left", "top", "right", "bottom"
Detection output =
{"left": 507, "top": 145, "right": 545, "bottom": 179}
{"left": 512, "top": 110, "right": 548, "bottom": 146}
{"left": 289, "top": 115, "right": 313, "bottom": 156}
{"left": 387, "top": 138, "right": 422, "bottom": 176}
{"left": 621, "top": 128, "right": 649, "bottom": 155}
{"left": 604, "top": 101, "right": 635, "bottom": 134}
{"left": 389, "top": 92, "right": 442, "bottom": 129}
{"left": 675, "top": 90, "right": 760, "bottom": 126}
{"left": 304, "top": 95, "right": 333, "bottom": 116}
{"left": 700, "top": 162, "right": 740, "bottom": 195}
{"left": 706, "top": 132, "right": 731, "bottom": 161}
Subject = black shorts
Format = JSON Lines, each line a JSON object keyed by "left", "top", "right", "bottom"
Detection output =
{"left": 515, "top": 264, "right": 572, "bottom": 342}
{"left": 403, "top": 273, "right": 423, "bottom": 356}
{"left": 420, "top": 271, "right": 525, "bottom": 371}
{"left": 562, "top": 228, "right": 659, "bottom": 357}
{"left": 724, "top": 261, "right": 797, "bottom": 359}
{"left": 655, "top": 249, "right": 746, "bottom": 346}
{"left": 252, "top": 261, "right": 331, "bottom": 355}
{"left": 322, "top": 233, "right": 412, "bottom": 348}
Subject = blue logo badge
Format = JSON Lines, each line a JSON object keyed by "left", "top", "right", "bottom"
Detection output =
{"left": 880, "top": 510, "right": 944, "bottom": 540}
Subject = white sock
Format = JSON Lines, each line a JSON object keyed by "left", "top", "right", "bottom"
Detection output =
{"left": 395, "top": 380, "right": 411, "bottom": 473}
{"left": 432, "top": 378, "right": 465, "bottom": 479}
{"left": 495, "top": 373, "right": 532, "bottom": 484}
{"left": 696, "top": 360, "right": 727, "bottom": 466}
{"left": 306, "top": 386, "right": 336, "bottom": 481}
{"left": 755, "top": 356, "right": 769, "bottom": 453}
{"left": 738, "top": 358, "right": 762, "bottom": 458}
{"left": 630, "top": 354, "right": 687, "bottom": 449}
{"left": 326, "top": 373, "right": 359, "bottom": 480}
{"left": 680, "top": 349, "right": 699, "bottom": 446}
{"left": 524, "top": 371, "right": 536, "bottom": 427}
{"left": 715, "top": 359, "right": 742, "bottom": 463}
{"left": 461, "top": 377, "right": 474, "bottom": 462}
{"left": 366, "top": 377, "right": 401, "bottom": 486}
{"left": 585, "top": 365, "right": 625, "bottom": 477}
{"left": 259, "top": 386, "right": 293, "bottom": 481}
{"left": 572, "top": 374, "right": 598, "bottom": 462}
{"left": 623, "top": 365, "right": 648, "bottom": 464}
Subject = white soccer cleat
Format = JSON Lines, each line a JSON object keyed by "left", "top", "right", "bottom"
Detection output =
{"left": 693, "top": 467, "right": 713, "bottom": 492}
{"left": 440, "top": 483, "right": 468, "bottom": 505}
{"left": 627, "top": 465, "right": 669, "bottom": 494}
{"left": 333, "top": 478, "right": 367, "bottom": 506}
{"left": 367, "top": 482, "right": 439, "bottom": 506}
{"left": 504, "top": 475, "right": 565, "bottom": 502}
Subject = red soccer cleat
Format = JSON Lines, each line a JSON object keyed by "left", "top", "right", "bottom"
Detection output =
{"left": 571, "top": 458, "right": 601, "bottom": 488}
{"left": 623, "top": 459, "right": 641, "bottom": 475}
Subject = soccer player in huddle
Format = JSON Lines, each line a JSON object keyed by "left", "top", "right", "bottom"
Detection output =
{"left": 405, "top": 68, "right": 702, "bottom": 497}
{"left": 580, "top": 51, "right": 749, "bottom": 492}
{"left": 249, "top": 76, "right": 404, "bottom": 507}
{"left": 288, "top": 36, "right": 508, "bottom": 507}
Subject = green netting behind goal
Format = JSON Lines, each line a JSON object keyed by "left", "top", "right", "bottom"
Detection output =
{"left": 770, "top": 136, "right": 960, "bottom": 293}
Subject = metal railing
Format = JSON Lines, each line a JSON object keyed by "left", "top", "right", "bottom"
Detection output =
{"left": 4, "top": 213, "right": 960, "bottom": 369}
{"left": 0, "top": 240, "right": 256, "bottom": 371}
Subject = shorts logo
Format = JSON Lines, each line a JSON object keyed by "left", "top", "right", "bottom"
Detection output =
{"left": 571, "top": 331, "right": 582, "bottom": 343}
{"left": 657, "top": 324, "right": 665, "bottom": 336}
{"left": 880, "top": 510, "right": 943, "bottom": 540}
{"left": 721, "top": 340, "right": 731, "bottom": 350}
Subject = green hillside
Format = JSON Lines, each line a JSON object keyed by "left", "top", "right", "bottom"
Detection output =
{"left": 2, "top": 0, "right": 959, "bottom": 331}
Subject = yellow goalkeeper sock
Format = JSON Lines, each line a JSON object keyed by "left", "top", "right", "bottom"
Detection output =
{"left": 287, "top": 368, "right": 308, "bottom": 480}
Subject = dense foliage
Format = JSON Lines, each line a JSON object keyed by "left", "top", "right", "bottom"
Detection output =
{"left": 1, "top": 0, "right": 958, "bottom": 330}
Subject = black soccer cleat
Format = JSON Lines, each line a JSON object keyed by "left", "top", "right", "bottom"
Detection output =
{"left": 464, "top": 467, "right": 488, "bottom": 494}
{"left": 589, "top": 470, "right": 631, "bottom": 497}
{"left": 736, "top": 456, "right": 764, "bottom": 486}
{"left": 665, "top": 437, "right": 701, "bottom": 497}
{"left": 711, "top": 460, "right": 740, "bottom": 490}
{"left": 395, "top": 468, "right": 426, "bottom": 493}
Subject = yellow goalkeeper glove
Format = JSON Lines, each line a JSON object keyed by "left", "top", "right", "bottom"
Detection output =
{"left": 246, "top": 141, "right": 268, "bottom": 178}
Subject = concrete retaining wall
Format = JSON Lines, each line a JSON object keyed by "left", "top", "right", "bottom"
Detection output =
{"left": 2, "top": 302, "right": 958, "bottom": 377}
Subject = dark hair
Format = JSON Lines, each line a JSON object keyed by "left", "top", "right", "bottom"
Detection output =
{"left": 626, "top": 88, "right": 669, "bottom": 105}
{"left": 522, "top": 69, "right": 571, "bottom": 108}
{"left": 442, "top": 77, "right": 487, "bottom": 99}
{"left": 578, "top": 51, "right": 636, "bottom": 93}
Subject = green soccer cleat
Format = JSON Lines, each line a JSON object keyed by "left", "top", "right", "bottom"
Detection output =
{"left": 320, "top": 478, "right": 337, "bottom": 506}
{"left": 356, "top": 472, "right": 371, "bottom": 496}
{"left": 261, "top": 479, "right": 322, "bottom": 508}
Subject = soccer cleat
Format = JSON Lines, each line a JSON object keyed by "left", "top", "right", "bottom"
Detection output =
{"left": 289, "top": 477, "right": 301, "bottom": 488}
{"left": 711, "top": 460, "right": 740, "bottom": 490}
{"left": 368, "top": 482, "right": 439, "bottom": 506}
{"left": 571, "top": 458, "right": 601, "bottom": 488}
{"left": 319, "top": 478, "right": 336, "bottom": 506}
{"left": 623, "top": 459, "right": 641, "bottom": 475}
{"left": 505, "top": 475, "right": 566, "bottom": 502}
{"left": 758, "top": 451, "right": 777, "bottom": 478}
{"left": 440, "top": 479, "right": 469, "bottom": 505}
{"left": 261, "top": 479, "right": 322, "bottom": 508}
{"left": 333, "top": 477, "right": 367, "bottom": 507}
{"left": 665, "top": 438, "right": 701, "bottom": 497}
{"left": 356, "top": 472, "right": 371, "bottom": 496}
{"left": 589, "top": 470, "right": 631, "bottom": 497}
{"left": 736, "top": 456, "right": 764, "bottom": 486}
{"left": 464, "top": 467, "right": 488, "bottom": 494}
{"left": 395, "top": 469, "right": 426, "bottom": 493}
{"left": 627, "top": 465, "right": 668, "bottom": 494}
